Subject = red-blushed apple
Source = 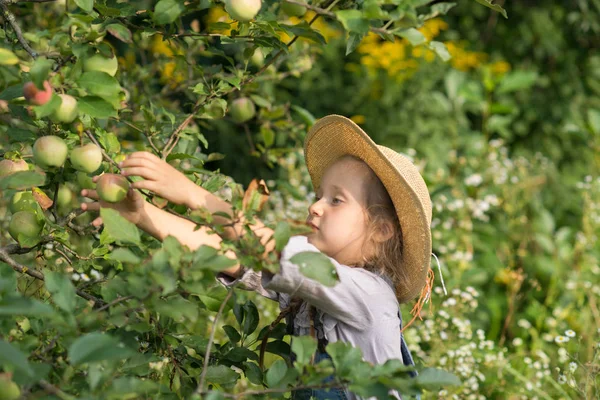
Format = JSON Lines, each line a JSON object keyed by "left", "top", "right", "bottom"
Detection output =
{"left": 33, "top": 135, "right": 68, "bottom": 169}
{"left": 225, "top": 0, "right": 262, "bottom": 22}
{"left": 97, "top": 173, "right": 130, "bottom": 203}
{"left": 83, "top": 54, "right": 119, "bottom": 76}
{"left": 9, "top": 211, "right": 43, "bottom": 245}
{"left": 70, "top": 144, "right": 102, "bottom": 173}
{"left": 281, "top": 0, "right": 306, "bottom": 17}
{"left": 23, "top": 81, "right": 53, "bottom": 106}
{"left": 9, "top": 191, "right": 37, "bottom": 213}
{"left": 0, "top": 159, "right": 28, "bottom": 178}
{"left": 52, "top": 94, "right": 78, "bottom": 123}
{"left": 230, "top": 97, "right": 256, "bottom": 123}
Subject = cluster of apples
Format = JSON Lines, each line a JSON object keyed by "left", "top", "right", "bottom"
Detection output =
{"left": 2, "top": 137, "right": 130, "bottom": 245}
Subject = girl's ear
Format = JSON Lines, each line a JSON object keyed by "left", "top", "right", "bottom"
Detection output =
{"left": 374, "top": 220, "right": 394, "bottom": 243}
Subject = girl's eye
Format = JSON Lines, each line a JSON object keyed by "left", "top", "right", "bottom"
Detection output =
{"left": 332, "top": 198, "right": 342, "bottom": 205}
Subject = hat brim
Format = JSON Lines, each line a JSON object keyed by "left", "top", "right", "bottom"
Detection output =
{"left": 304, "top": 115, "right": 431, "bottom": 303}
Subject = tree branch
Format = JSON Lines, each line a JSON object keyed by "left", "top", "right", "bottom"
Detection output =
{"left": 194, "top": 287, "right": 234, "bottom": 395}
{"left": 160, "top": 0, "right": 342, "bottom": 159}
{"left": 0, "top": 0, "right": 38, "bottom": 58}
{"left": 0, "top": 247, "right": 106, "bottom": 307}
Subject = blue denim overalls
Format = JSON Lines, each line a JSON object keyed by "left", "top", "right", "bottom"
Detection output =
{"left": 291, "top": 307, "right": 418, "bottom": 400}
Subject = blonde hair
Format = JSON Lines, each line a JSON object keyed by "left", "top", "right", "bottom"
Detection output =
{"left": 338, "top": 155, "right": 406, "bottom": 297}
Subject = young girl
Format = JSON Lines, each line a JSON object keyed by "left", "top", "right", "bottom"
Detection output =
{"left": 81, "top": 115, "right": 438, "bottom": 399}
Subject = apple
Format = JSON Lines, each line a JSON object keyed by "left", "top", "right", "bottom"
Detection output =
{"left": 23, "top": 81, "right": 53, "bottom": 106}
{"left": 57, "top": 185, "right": 73, "bottom": 208}
{"left": 0, "top": 159, "right": 28, "bottom": 178}
{"left": 33, "top": 136, "right": 68, "bottom": 169}
{"left": 229, "top": 97, "right": 256, "bottom": 123}
{"left": 225, "top": 0, "right": 262, "bottom": 22}
{"left": 281, "top": 0, "right": 306, "bottom": 17}
{"left": 9, "top": 211, "right": 43, "bottom": 244}
{"left": 83, "top": 54, "right": 118, "bottom": 76}
{"left": 0, "top": 377, "right": 20, "bottom": 400}
{"left": 250, "top": 48, "right": 265, "bottom": 67}
{"left": 97, "top": 173, "right": 130, "bottom": 203}
{"left": 9, "top": 191, "right": 37, "bottom": 213}
{"left": 52, "top": 94, "right": 78, "bottom": 123}
{"left": 70, "top": 144, "right": 102, "bottom": 173}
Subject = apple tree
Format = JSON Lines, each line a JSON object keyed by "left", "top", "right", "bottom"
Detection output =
{"left": 0, "top": 0, "right": 506, "bottom": 398}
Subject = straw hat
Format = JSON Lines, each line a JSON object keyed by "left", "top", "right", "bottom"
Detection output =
{"left": 304, "top": 115, "right": 432, "bottom": 303}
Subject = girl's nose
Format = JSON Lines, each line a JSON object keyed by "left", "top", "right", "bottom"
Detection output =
{"left": 308, "top": 199, "right": 323, "bottom": 216}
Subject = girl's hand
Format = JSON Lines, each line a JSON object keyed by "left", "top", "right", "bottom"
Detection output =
{"left": 119, "top": 151, "right": 196, "bottom": 207}
{"left": 80, "top": 179, "right": 146, "bottom": 227}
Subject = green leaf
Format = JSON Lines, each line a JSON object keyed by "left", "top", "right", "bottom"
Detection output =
{"left": 291, "top": 336, "right": 317, "bottom": 367}
{"left": 497, "top": 71, "right": 538, "bottom": 94}
{"left": 0, "top": 339, "right": 35, "bottom": 377}
{"left": 274, "top": 221, "right": 291, "bottom": 252}
{"left": 396, "top": 28, "right": 427, "bottom": 46}
{"left": 74, "top": 0, "right": 94, "bottom": 12}
{"left": 291, "top": 105, "right": 316, "bottom": 127}
{"left": 153, "top": 0, "right": 185, "bottom": 25}
{"left": 280, "top": 21, "right": 326, "bottom": 44}
{"left": 414, "top": 368, "right": 461, "bottom": 389}
{"left": 204, "top": 365, "right": 240, "bottom": 385}
{"left": 69, "top": 332, "right": 135, "bottom": 365}
{"left": 32, "top": 93, "right": 61, "bottom": 118}
{"left": 193, "top": 245, "right": 237, "bottom": 271}
{"left": 106, "top": 23, "right": 133, "bottom": 43}
{"left": 265, "top": 359, "right": 288, "bottom": 387}
{"left": 0, "top": 296, "right": 54, "bottom": 316}
{"left": 243, "top": 362, "right": 263, "bottom": 385}
{"left": 0, "top": 83, "right": 24, "bottom": 100}
{"left": 429, "top": 41, "right": 451, "bottom": 62}
{"left": 588, "top": 109, "right": 600, "bottom": 135}
{"left": 326, "top": 341, "right": 364, "bottom": 378}
{"left": 290, "top": 251, "right": 339, "bottom": 287}
{"left": 0, "top": 48, "right": 19, "bottom": 65}
{"left": 108, "top": 248, "right": 141, "bottom": 263}
{"left": 223, "top": 325, "right": 241, "bottom": 343}
{"left": 0, "top": 170, "right": 46, "bottom": 190}
{"left": 30, "top": 57, "right": 53, "bottom": 89}
{"left": 242, "top": 301, "right": 259, "bottom": 335}
{"left": 335, "top": 10, "right": 369, "bottom": 35}
{"left": 100, "top": 208, "right": 141, "bottom": 245}
{"left": 346, "top": 31, "right": 366, "bottom": 55}
{"left": 45, "top": 271, "right": 77, "bottom": 313}
{"left": 78, "top": 96, "right": 118, "bottom": 118}
{"left": 77, "top": 71, "right": 122, "bottom": 108}
{"left": 475, "top": 0, "right": 507, "bottom": 18}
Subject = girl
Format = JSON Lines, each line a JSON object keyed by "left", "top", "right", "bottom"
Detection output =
{"left": 81, "top": 115, "right": 439, "bottom": 399}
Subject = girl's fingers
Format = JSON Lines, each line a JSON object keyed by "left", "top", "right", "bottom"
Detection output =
{"left": 119, "top": 156, "right": 157, "bottom": 170}
{"left": 80, "top": 201, "right": 100, "bottom": 212}
{"left": 129, "top": 151, "right": 160, "bottom": 161}
{"left": 92, "top": 175, "right": 99, "bottom": 183}
{"left": 92, "top": 217, "right": 103, "bottom": 227}
{"left": 81, "top": 189, "right": 99, "bottom": 200}
{"left": 121, "top": 167, "right": 159, "bottom": 179}
{"left": 131, "top": 179, "right": 157, "bottom": 192}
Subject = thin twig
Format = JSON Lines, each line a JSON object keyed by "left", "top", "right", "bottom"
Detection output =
{"left": 0, "top": 0, "right": 38, "bottom": 58}
{"left": 38, "top": 379, "right": 75, "bottom": 400}
{"left": 96, "top": 295, "right": 134, "bottom": 312}
{"left": 194, "top": 288, "right": 234, "bottom": 394}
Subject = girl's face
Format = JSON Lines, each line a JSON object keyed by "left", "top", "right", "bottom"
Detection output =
{"left": 305, "top": 157, "right": 374, "bottom": 267}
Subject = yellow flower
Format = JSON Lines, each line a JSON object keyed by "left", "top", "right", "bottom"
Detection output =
{"left": 490, "top": 60, "right": 511, "bottom": 75}
{"left": 418, "top": 18, "right": 448, "bottom": 41}
{"left": 160, "top": 61, "right": 185, "bottom": 87}
{"left": 350, "top": 115, "right": 366, "bottom": 124}
{"left": 205, "top": 5, "right": 236, "bottom": 35}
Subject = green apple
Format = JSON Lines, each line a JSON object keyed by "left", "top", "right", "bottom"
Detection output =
{"left": 9, "top": 191, "right": 37, "bottom": 213}
{"left": 0, "top": 159, "right": 28, "bottom": 178}
{"left": 70, "top": 144, "right": 103, "bottom": 173}
{"left": 229, "top": 97, "right": 256, "bottom": 123}
{"left": 281, "top": 0, "right": 306, "bottom": 17}
{"left": 83, "top": 54, "right": 119, "bottom": 76}
{"left": 52, "top": 94, "right": 78, "bottom": 123}
{"left": 9, "top": 211, "right": 43, "bottom": 245}
{"left": 225, "top": 0, "right": 262, "bottom": 22}
{"left": 23, "top": 80, "right": 53, "bottom": 106}
{"left": 97, "top": 173, "right": 130, "bottom": 203}
{"left": 33, "top": 135, "right": 68, "bottom": 169}
{"left": 57, "top": 185, "right": 73, "bottom": 208}
{"left": 250, "top": 48, "right": 265, "bottom": 67}
{"left": 0, "top": 377, "right": 20, "bottom": 400}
